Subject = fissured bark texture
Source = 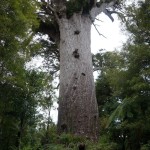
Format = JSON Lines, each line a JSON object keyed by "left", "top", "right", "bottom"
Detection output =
{"left": 58, "top": 13, "right": 99, "bottom": 140}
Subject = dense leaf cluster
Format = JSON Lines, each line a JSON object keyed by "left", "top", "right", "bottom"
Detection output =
{"left": 66, "top": 0, "right": 94, "bottom": 17}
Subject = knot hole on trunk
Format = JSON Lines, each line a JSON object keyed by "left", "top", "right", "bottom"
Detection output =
{"left": 81, "top": 73, "right": 86, "bottom": 76}
{"left": 74, "top": 30, "right": 80, "bottom": 35}
{"left": 73, "top": 86, "right": 77, "bottom": 90}
{"left": 73, "top": 49, "right": 80, "bottom": 59}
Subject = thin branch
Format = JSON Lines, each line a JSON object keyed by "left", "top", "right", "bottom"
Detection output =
{"left": 93, "top": 22, "right": 107, "bottom": 38}
{"left": 93, "top": 67, "right": 100, "bottom": 72}
{"left": 95, "top": 18, "right": 103, "bottom": 22}
{"left": 94, "top": 24, "right": 101, "bottom": 27}
{"left": 89, "top": 15, "right": 106, "bottom": 38}
{"left": 37, "top": 11, "right": 54, "bottom": 16}
{"left": 56, "top": 83, "right": 60, "bottom": 89}
{"left": 47, "top": 0, "right": 50, "bottom": 5}
{"left": 45, "top": 1, "right": 60, "bottom": 23}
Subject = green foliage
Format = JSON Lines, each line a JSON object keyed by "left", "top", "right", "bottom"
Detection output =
{"left": 0, "top": 1, "right": 56, "bottom": 150}
{"left": 1, "top": 0, "right": 150, "bottom": 150}
{"left": 141, "top": 141, "right": 150, "bottom": 150}
{"left": 95, "top": 47, "right": 150, "bottom": 149}
{"left": 85, "top": 135, "right": 118, "bottom": 150}
{"left": 124, "top": 0, "right": 150, "bottom": 44}
{"left": 30, "top": 128, "right": 119, "bottom": 150}
{"left": 59, "top": 133, "right": 84, "bottom": 146}
{"left": 88, "top": 142, "right": 118, "bottom": 150}
{"left": 66, "top": 0, "right": 91, "bottom": 18}
{"left": 94, "top": 1, "right": 150, "bottom": 149}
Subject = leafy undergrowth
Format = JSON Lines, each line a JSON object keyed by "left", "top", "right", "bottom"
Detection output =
{"left": 19, "top": 126, "right": 118, "bottom": 150}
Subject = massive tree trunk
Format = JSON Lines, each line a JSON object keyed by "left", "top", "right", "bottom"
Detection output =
{"left": 39, "top": 0, "right": 119, "bottom": 140}
{"left": 57, "top": 13, "right": 99, "bottom": 140}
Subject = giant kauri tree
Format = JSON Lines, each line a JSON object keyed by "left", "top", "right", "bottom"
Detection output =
{"left": 38, "top": 0, "right": 123, "bottom": 140}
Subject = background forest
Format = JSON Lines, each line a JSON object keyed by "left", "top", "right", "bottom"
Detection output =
{"left": 0, "top": 0, "right": 150, "bottom": 150}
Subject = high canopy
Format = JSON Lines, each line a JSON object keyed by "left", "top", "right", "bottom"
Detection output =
{"left": 38, "top": 0, "right": 123, "bottom": 44}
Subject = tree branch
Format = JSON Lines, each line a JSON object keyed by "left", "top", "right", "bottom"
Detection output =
{"left": 95, "top": 18, "right": 103, "bottom": 22}
{"left": 92, "top": 22, "right": 107, "bottom": 38}
{"left": 93, "top": 67, "right": 100, "bottom": 72}
{"left": 41, "top": 0, "right": 62, "bottom": 24}
{"left": 90, "top": 0, "right": 119, "bottom": 20}
{"left": 103, "top": 9, "right": 114, "bottom": 22}
{"left": 89, "top": 15, "right": 106, "bottom": 38}
{"left": 37, "top": 20, "right": 60, "bottom": 44}
{"left": 46, "top": 1, "right": 60, "bottom": 23}
{"left": 104, "top": 9, "right": 125, "bottom": 22}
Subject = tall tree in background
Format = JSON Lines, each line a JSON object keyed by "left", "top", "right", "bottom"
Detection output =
{"left": 38, "top": 0, "right": 123, "bottom": 139}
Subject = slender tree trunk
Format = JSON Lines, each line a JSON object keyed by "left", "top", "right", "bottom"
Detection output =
{"left": 16, "top": 113, "right": 24, "bottom": 150}
{"left": 58, "top": 13, "right": 99, "bottom": 140}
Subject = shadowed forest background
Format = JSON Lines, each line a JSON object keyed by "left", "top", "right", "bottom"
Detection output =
{"left": 0, "top": 0, "right": 150, "bottom": 150}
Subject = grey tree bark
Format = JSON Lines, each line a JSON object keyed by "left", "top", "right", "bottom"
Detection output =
{"left": 40, "top": 0, "right": 120, "bottom": 140}
{"left": 57, "top": 13, "right": 99, "bottom": 140}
